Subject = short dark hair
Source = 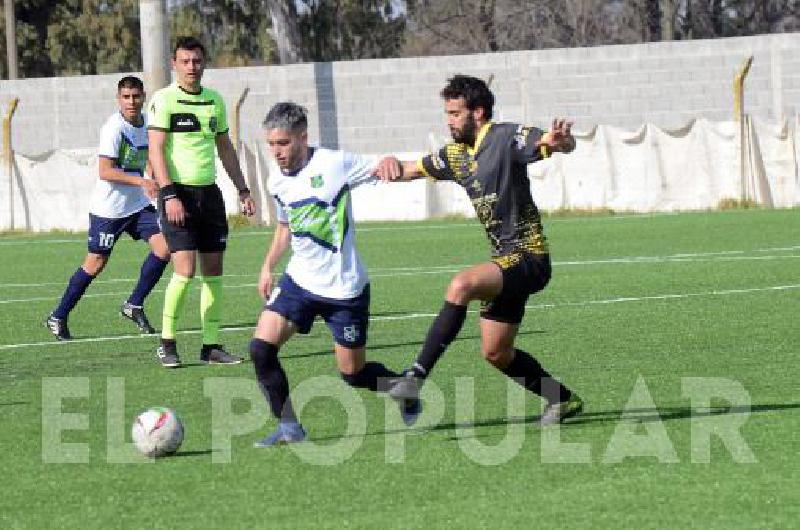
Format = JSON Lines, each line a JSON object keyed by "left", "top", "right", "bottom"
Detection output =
{"left": 173, "top": 36, "right": 206, "bottom": 58}
{"left": 117, "top": 76, "right": 144, "bottom": 92}
{"left": 262, "top": 102, "right": 308, "bottom": 134}
{"left": 441, "top": 75, "right": 494, "bottom": 119}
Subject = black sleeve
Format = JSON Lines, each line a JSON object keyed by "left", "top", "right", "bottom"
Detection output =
{"left": 418, "top": 145, "right": 456, "bottom": 181}
{"left": 511, "top": 125, "right": 550, "bottom": 164}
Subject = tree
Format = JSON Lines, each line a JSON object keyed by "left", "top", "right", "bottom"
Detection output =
{"left": 170, "top": 0, "right": 275, "bottom": 67}
{"left": 675, "top": 0, "right": 799, "bottom": 39}
{"left": 403, "top": 0, "right": 628, "bottom": 55}
{"left": 0, "top": 0, "right": 59, "bottom": 78}
{"left": 297, "top": 0, "right": 406, "bottom": 61}
{"left": 47, "top": 0, "right": 141, "bottom": 76}
{"left": 266, "top": 0, "right": 305, "bottom": 63}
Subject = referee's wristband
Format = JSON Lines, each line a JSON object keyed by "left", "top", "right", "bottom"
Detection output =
{"left": 159, "top": 184, "right": 178, "bottom": 201}
{"left": 238, "top": 187, "right": 251, "bottom": 195}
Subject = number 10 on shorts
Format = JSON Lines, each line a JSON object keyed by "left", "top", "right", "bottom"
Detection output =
{"left": 98, "top": 232, "right": 115, "bottom": 249}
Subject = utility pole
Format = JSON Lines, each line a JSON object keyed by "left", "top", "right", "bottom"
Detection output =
{"left": 139, "top": 0, "right": 170, "bottom": 92}
{"left": 4, "top": 0, "right": 18, "bottom": 79}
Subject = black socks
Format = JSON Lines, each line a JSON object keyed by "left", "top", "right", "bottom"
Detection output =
{"left": 249, "top": 338, "right": 297, "bottom": 422}
{"left": 412, "top": 301, "right": 467, "bottom": 378}
{"left": 500, "top": 348, "right": 572, "bottom": 404}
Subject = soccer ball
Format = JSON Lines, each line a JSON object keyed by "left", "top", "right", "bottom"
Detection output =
{"left": 131, "top": 407, "right": 184, "bottom": 458}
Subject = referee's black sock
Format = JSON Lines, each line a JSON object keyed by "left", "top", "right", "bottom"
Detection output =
{"left": 500, "top": 349, "right": 572, "bottom": 404}
{"left": 249, "top": 338, "right": 297, "bottom": 423}
{"left": 411, "top": 301, "right": 468, "bottom": 378}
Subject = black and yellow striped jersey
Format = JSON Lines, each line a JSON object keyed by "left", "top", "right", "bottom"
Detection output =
{"left": 418, "top": 121, "right": 550, "bottom": 256}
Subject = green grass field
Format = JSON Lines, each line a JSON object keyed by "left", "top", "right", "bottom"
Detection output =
{"left": 1, "top": 209, "right": 799, "bottom": 528}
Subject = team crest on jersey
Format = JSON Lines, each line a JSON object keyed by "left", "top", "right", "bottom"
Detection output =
{"left": 514, "top": 126, "right": 529, "bottom": 150}
{"left": 343, "top": 325, "right": 360, "bottom": 343}
{"left": 310, "top": 174, "right": 324, "bottom": 188}
{"left": 209, "top": 117, "right": 218, "bottom": 133}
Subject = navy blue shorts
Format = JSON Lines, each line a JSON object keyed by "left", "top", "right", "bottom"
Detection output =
{"left": 87, "top": 206, "right": 160, "bottom": 255}
{"left": 266, "top": 275, "right": 370, "bottom": 348}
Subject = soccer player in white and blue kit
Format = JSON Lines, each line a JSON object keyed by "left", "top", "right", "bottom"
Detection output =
{"left": 250, "top": 102, "right": 406, "bottom": 446}
{"left": 45, "top": 77, "right": 171, "bottom": 340}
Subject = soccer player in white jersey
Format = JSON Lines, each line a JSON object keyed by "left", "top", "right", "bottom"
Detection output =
{"left": 249, "top": 102, "right": 407, "bottom": 446}
{"left": 45, "top": 76, "right": 170, "bottom": 340}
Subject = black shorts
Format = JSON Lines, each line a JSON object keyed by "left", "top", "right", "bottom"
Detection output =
{"left": 158, "top": 183, "right": 228, "bottom": 253}
{"left": 481, "top": 252, "right": 551, "bottom": 324}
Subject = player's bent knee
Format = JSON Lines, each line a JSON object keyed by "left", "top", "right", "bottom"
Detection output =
{"left": 481, "top": 347, "right": 513, "bottom": 368}
{"left": 83, "top": 254, "right": 108, "bottom": 276}
{"left": 446, "top": 274, "right": 473, "bottom": 302}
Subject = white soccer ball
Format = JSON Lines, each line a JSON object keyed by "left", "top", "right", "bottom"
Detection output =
{"left": 131, "top": 407, "right": 184, "bottom": 458}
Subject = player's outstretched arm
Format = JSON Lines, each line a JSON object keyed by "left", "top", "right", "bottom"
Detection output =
{"left": 373, "top": 156, "right": 424, "bottom": 182}
{"left": 98, "top": 157, "right": 158, "bottom": 199}
{"left": 216, "top": 132, "right": 256, "bottom": 216}
{"left": 259, "top": 222, "right": 291, "bottom": 300}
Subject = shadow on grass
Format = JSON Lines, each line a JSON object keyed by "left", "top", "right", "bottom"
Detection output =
{"left": 282, "top": 329, "right": 546, "bottom": 361}
{"left": 165, "top": 360, "right": 251, "bottom": 369}
{"left": 308, "top": 402, "right": 800, "bottom": 444}
{"left": 566, "top": 403, "right": 800, "bottom": 426}
{"left": 446, "top": 403, "right": 800, "bottom": 441}
{"left": 172, "top": 449, "right": 216, "bottom": 458}
{"left": 0, "top": 401, "right": 29, "bottom": 407}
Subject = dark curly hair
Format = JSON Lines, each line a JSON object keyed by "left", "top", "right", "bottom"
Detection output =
{"left": 441, "top": 75, "right": 494, "bottom": 119}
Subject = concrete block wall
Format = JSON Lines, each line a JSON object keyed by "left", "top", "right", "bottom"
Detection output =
{"left": 0, "top": 32, "right": 798, "bottom": 156}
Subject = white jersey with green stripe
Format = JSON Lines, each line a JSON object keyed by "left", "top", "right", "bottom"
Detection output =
{"left": 90, "top": 111, "right": 151, "bottom": 219}
{"left": 146, "top": 83, "right": 228, "bottom": 186}
{"left": 269, "top": 148, "right": 378, "bottom": 300}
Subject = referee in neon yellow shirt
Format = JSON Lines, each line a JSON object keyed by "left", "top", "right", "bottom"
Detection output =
{"left": 148, "top": 36, "right": 256, "bottom": 367}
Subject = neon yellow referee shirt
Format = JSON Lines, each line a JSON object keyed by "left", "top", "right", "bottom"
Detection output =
{"left": 147, "top": 83, "right": 228, "bottom": 186}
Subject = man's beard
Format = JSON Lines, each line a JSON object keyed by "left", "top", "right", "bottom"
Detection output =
{"left": 450, "top": 115, "right": 477, "bottom": 145}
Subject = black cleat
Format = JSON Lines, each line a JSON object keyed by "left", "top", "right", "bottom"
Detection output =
{"left": 45, "top": 313, "right": 72, "bottom": 340}
{"left": 120, "top": 302, "right": 156, "bottom": 334}
{"left": 537, "top": 394, "right": 584, "bottom": 427}
{"left": 200, "top": 345, "right": 243, "bottom": 365}
{"left": 156, "top": 340, "right": 181, "bottom": 368}
{"left": 388, "top": 370, "right": 423, "bottom": 426}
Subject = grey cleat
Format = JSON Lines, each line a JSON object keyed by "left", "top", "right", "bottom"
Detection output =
{"left": 388, "top": 370, "right": 423, "bottom": 426}
{"left": 200, "top": 345, "right": 243, "bottom": 365}
{"left": 120, "top": 301, "right": 156, "bottom": 334}
{"left": 45, "top": 313, "right": 72, "bottom": 340}
{"left": 537, "top": 394, "right": 584, "bottom": 427}
{"left": 156, "top": 342, "right": 182, "bottom": 368}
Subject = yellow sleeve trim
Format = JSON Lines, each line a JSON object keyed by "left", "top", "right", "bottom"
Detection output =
{"left": 417, "top": 158, "right": 433, "bottom": 180}
{"left": 539, "top": 131, "right": 553, "bottom": 159}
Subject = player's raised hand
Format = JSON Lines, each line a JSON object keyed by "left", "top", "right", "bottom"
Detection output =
{"left": 537, "top": 118, "right": 575, "bottom": 153}
{"left": 373, "top": 156, "right": 403, "bottom": 182}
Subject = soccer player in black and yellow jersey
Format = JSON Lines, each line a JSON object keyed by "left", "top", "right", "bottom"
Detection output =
{"left": 375, "top": 75, "right": 583, "bottom": 426}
